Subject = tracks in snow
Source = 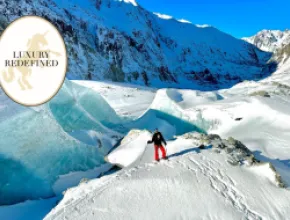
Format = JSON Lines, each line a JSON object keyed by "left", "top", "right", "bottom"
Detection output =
{"left": 168, "top": 154, "right": 263, "bottom": 220}
{"left": 48, "top": 152, "right": 264, "bottom": 220}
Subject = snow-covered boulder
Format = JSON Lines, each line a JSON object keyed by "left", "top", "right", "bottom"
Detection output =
{"left": 105, "top": 129, "right": 152, "bottom": 167}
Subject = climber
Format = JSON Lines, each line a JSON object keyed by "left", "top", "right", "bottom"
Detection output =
{"left": 147, "top": 129, "right": 167, "bottom": 161}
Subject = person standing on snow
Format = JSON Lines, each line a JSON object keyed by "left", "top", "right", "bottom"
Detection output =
{"left": 147, "top": 129, "right": 167, "bottom": 161}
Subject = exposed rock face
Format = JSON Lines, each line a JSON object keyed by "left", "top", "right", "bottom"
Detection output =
{"left": 0, "top": 0, "right": 273, "bottom": 88}
{"left": 273, "top": 43, "right": 290, "bottom": 64}
{"left": 249, "top": 90, "right": 271, "bottom": 97}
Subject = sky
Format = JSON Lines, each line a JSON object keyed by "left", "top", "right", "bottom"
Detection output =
{"left": 136, "top": 0, "right": 290, "bottom": 38}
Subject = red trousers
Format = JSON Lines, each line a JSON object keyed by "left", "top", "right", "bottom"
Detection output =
{"left": 154, "top": 145, "right": 166, "bottom": 161}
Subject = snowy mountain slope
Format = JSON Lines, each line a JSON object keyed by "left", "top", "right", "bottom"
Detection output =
{"left": 243, "top": 29, "right": 290, "bottom": 53}
{"left": 45, "top": 132, "right": 289, "bottom": 220}
{"left": 0, "top": 0, "right": 273, "bottom": 88}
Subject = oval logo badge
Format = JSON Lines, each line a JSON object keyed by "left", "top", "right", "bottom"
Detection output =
{"left": 0, "top": 16, "right": 67, "bottom": 106}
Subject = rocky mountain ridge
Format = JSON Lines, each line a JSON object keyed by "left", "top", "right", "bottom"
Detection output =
{"left": 243, "top": 29, "right": 290, "bottom": 67}
{"left": 0, "top": 0, "right": 274, "bottom": 89}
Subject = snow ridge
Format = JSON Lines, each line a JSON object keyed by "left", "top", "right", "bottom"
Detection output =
{"left": 45, "top": 132, "right": 289, "bottom": 220}
{"left": 153, "top": 12, "right": 173, "bottom": 20}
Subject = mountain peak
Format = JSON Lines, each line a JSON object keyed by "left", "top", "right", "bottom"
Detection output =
{"left": 243, "top": 29, "right": 290, "bottom": 52}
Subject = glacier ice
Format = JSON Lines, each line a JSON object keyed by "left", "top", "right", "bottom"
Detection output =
{"left": 49, "top": 80, "right": 122, "bottom": 133}
{"left": 0, "top": 80, "right": 123, "bottom": 205}
{"left": 0, "top": 81, "right": 207, "bottom": 205}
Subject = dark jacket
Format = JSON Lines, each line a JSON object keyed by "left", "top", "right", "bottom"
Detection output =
{"left": 148, "top": 132, "right": 167, "bottom": 146}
